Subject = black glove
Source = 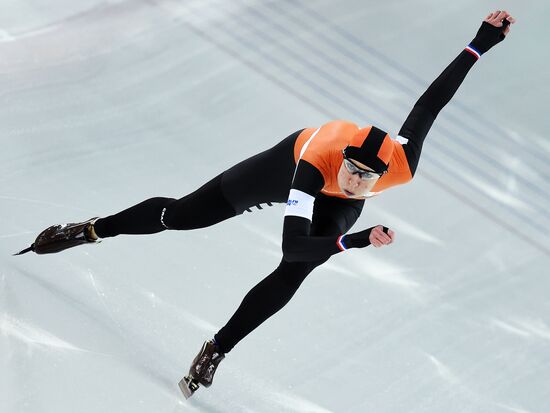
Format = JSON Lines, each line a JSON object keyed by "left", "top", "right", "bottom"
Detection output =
{"left": 342, "top": 226, "right": 390, "bottom": 249}
{"left": 469, "top": 19, "right": 510, "bottom": 55}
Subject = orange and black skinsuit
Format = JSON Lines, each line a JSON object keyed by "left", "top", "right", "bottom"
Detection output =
{"left": 93, "top": 21, "right": 508, "bottom": 354}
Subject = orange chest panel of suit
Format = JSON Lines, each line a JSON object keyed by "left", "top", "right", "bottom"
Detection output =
{"left": 293, "top": 120, "right": 413, "bottom": 199}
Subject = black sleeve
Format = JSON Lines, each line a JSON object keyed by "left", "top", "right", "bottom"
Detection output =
{"left": 418, "top": 49, "right": 478, "bottom": 117}
{"left": 399, "top": 49, "right": 478, "bottom": 143}
{"left": 401, "top": 17, "right": 511, "bottom": 142}
{"left": 281, "top": 160, "right": 347, "bottom": 262}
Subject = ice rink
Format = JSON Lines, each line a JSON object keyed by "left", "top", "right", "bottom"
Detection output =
{"left": 1, "top": 1, "right": 549, "bottom": 412}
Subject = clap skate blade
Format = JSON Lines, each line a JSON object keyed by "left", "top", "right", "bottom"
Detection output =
{"left": 178, "top": 375, "right": 200, "bottom": 399}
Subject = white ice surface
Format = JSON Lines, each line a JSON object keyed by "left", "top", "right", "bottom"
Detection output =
{"left": 1, "top": 1, "right": 549, "bottom": 412}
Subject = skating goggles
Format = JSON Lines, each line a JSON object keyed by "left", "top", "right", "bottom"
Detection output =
{"left": 342, "top": 155, "right": 385, "bottom": 181}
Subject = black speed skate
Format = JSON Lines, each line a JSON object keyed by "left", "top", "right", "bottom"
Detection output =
{"left": 178, "top": 340, "right": 225, "bottom": 399}
{"left": 14, "top": 217, "right": 100, "bottom": 255}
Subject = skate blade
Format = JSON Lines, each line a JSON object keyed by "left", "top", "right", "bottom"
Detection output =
{"left": 178, "top": 376, "right": 200, "bottom": 399}
{"left": 13, "top": 245, "right": 34, "bottom": 256}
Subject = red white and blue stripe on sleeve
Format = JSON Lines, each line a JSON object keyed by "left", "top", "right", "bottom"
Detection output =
{"left": 336, "top": 234, "right": 348, "bottom": 251}
{"left": 464, "top": 44, "right": 481, "bottom": 60}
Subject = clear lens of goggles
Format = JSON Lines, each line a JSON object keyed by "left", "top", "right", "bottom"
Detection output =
{"left": 343, "top": 158, "right": 381, "bottom": 180}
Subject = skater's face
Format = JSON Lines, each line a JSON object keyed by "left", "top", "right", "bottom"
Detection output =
{"left": 338, "top": 158, "right": 380, "bottom": 198}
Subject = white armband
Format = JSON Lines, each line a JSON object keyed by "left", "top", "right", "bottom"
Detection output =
{"left": 284, "top": 189, "right": 315, "bottom": 220}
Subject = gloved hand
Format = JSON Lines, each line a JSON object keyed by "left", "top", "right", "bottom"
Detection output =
{"left": 470, "top": 10, "right": 515, "bottom": 55}
{"left": 342, "top": 225, "right": 395, "bottom": 249}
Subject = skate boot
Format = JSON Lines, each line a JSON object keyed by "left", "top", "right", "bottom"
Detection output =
{"left": 14, "top": 217, "right": 100, "bottom": 255}
{"left": 178, "top": 339, "right": 225, "bottom": 399}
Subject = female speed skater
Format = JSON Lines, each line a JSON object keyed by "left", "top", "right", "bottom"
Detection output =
{"left": 17, "top": 11, "right": 515, "bottom": 398}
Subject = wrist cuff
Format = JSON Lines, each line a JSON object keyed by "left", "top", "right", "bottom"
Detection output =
{"left": 465, "top": 44, "right": 481, "bottom": 60}
{"left": 336, "top": 235, "right": 348, "bottom": 251}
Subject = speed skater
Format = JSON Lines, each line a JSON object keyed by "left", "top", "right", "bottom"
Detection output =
{"left": 16, "top": 10, "right": 516, "bottom": 398}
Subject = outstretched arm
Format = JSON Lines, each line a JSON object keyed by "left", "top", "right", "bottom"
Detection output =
{"left": 398, "top": 11, "right": 516, "bottom": 174}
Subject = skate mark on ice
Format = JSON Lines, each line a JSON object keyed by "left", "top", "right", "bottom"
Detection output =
{"left": 13, "top": 265, "right": 180, "bottom": 391}
{"left": 371, "top": 207, "right": 443, "bottom": 246}
{"left": 494, "top": 403, "right": 533, "bottom": 413}
{"left": 0, "top": 26, "right": 57, "bottom": 43}
{"left": 490, "top": 318, "right": 531, "bottom": 338}
{"left": 240, "top": 222, "right": 280, "bottom": 248}
{"left": 87, "top": 268, "right": 125, "bottom": 330}
{"left": 425, "top": 353, "right": 459, "bottom": 384}
{"left": 139, "top": 287, "right": 218, "bottom": 333}
{"left": 491, "top": 317, "right": 550, "bottom": 342}
{"left": 511, "top": 317, "right": 550, "bottom": 341}
{"left": 13, "top": 264, "right": 133, "bottom": 338}
{"left": 347, "top": 254, "right": 420, "bottom": 289}
{"left": 1, "top": 313, "right": 88, "bottom": 352}
{"left": 316, "top": 260, "right": 361, "bottom": 279}
{"left": 453, "top": 169, "right": 531, "bottom": 211}
{"left": 344, "top": 254, "right": 434, "bottom": 303}
{"left": 423, "top": 352, "right": 514, "bottom": 409}
{"left": 271, "top": 392, "right": 335, "bottom": 413}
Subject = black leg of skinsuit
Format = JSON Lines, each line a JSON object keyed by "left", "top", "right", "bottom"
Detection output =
{"left": 92, "top": 129, "right": 363, "bottom": 355}
{"left": 93, "top": 131, "right": 299, "bottom": 238}
{"left": 214, "top": 194, "right": 363, "bottom": 354}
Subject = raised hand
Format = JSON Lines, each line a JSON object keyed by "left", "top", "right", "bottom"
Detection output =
{"left": 469, "top": 10, "right": 516, "bottom": 57}
{"left": 484, "top": 10, "right": 516, "bottom": 35}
